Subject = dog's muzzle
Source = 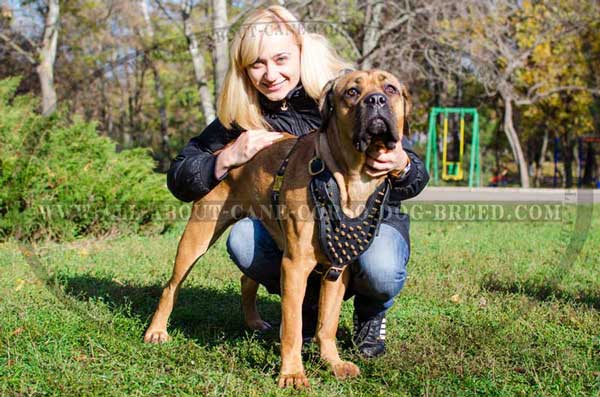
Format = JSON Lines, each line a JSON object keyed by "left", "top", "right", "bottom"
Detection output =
{"left": 354, "top": 93, "right": 399, "bottom": 152}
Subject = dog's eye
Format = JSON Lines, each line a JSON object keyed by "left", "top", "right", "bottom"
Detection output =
{"left": 345, "top": 88, "right": 359, "bottom": 98}
{"left": 384, "top": 84, "right": 398, "bottom": 95}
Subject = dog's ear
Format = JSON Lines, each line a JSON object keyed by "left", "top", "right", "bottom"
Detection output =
{"left": 319, "top": 69, "right": 355, "bottom": 130}
{"left": 401, "top": 84, "right": 412, "bottom": 136}
{"left": 319, "top": 78, "right": 337, "bottom": 130}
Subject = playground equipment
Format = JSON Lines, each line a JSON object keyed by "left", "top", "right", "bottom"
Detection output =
{"left": 425, "top": 107, "right": 481, "bottom": 187}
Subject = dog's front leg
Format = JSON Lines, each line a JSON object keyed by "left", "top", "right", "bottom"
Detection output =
{"left": 278, "top": 255, "right": 313, "bottom": 389}
{"left": 144, "top": 218, "right": 213, "bottom": 343}
{"left": 144, "top": 195, "right": 233, "bottom": 344}
{"left": 317, "top": 267, "right": 360, "bottom": 379}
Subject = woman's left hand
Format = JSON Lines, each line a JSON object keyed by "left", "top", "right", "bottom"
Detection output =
{"left": 364, "top": 144, "right": 409, "bottom": 178}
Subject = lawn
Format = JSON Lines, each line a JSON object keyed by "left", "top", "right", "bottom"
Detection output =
{"left": 1, "top": 204, "right": 599, "bottom": 396}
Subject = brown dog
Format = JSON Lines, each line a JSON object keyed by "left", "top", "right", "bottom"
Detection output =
{"left": 144, "top": 70, "right": 411, "bottom": 388}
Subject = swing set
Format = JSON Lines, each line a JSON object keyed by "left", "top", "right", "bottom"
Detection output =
{"left": 425, "top": 107, "right": 481, "bottom": 187}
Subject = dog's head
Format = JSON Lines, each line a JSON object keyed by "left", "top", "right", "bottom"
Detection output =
{"left": 319, "top": 70, "right": 411, "bottom": 152}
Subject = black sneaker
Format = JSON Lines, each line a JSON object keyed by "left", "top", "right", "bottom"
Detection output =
{"left": 353, "top": 311, "right": 386, "bottom": 358}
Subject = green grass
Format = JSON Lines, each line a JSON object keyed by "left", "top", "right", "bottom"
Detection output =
{"left": 1, "top": 204, "right": 599, "bottom": 396}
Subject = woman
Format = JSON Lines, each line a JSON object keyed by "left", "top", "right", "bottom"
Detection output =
{"left": 167, "top": 6, "right": 429, "bottom": 358}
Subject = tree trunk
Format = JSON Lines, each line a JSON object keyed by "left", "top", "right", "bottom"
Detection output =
{"left": 37, "top": 0, "right": 59, "bottom": 116}
{"left": 562, "top": 133, "right": 574, "bottom": 188}
{"left": 182, "top": 0, "right": 215, "bottom": 124}
{"left": 140, "top": 0, "right": 170, "bottom": 168}
{"left": 502, "top": 95, "right": 530, "bottom": 187}
{"left": 535, "top": 129, "right": 549, "bottom": 187}
{"left": 212, "top": 0, "right": 228, "bottom": 97}
{"left": 360, "top": 1, "right": 383, "bottom": 69}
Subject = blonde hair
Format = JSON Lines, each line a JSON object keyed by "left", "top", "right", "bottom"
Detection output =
{"left": 217, "top": 5, "right": 353, "bottom": 130}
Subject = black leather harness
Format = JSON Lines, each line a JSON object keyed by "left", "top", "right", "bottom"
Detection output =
{"left": 271, "top": 135, "right": 391, "bottom": 282}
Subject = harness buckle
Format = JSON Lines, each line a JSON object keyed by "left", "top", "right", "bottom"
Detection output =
{"left": 324, "top": 266, "right": 343, "bottom": 281}
{"left": 309, "top": 157, "right": 325, "bottom": 176}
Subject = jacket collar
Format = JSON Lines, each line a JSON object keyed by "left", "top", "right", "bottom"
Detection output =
{"left": 258, "top": 83, "right": 318, "bottom": 114}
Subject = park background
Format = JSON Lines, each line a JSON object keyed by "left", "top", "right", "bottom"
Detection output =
{"left": 1, "top": 0, "right": 599, "bottom": 396}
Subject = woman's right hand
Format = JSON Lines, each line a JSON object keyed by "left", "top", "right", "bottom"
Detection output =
{"left": 214, "top": 129, "right": 285, "bottom": 179}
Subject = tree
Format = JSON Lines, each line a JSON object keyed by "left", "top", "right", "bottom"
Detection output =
{"left": 182, "top": 0, "right": 215, "bottom": 122}
{"left": 0, "top": 0, "right": 60, "bottom": 115}
{"left": 139, "top": 0, "right": 170, "bottom": 169}
{"left": 431, "top": 0, "right": 600, "bottom": 187}
{"left": 212, "top": 0, "right": 228, "bottom": 97}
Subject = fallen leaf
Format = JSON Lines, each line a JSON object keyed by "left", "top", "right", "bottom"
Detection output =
{"left": 450, "top": 294, "right": 462, "bottom": 304}
{"left": 12, "top": 327, "right": 24, "bottom": 336}
{"left": 15, "top": 279, "right": 25, "bottom": 291}
{"left": 478, "top": 297, "right": 488, "bottom": 308}
{"left": 112, "top": 278, "right": 125, "bottom": 287}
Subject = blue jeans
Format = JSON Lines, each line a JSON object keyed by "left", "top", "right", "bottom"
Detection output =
{"left": 226, "top": 218, "right": 409, "bottom": 320}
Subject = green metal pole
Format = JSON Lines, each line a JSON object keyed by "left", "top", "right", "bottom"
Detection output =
{"left": 469, "top": 110, "right": 480, "bottom": 187}
{"left": 426, "top": 109, "right": 438, "bottom": 184}
{"left": 475, "top": 111, "right": 481, "bottom": 186}
{"left": 432, "top": 109, "right": 439, "bottom": 184}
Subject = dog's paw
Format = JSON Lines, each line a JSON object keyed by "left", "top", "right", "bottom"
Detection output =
{"left": 143, "top": 328, "right": 170, "bottom": 344}
{"left": 332, "top": 361, "right": 360, "bottom": 380}
{"left": 277, "top": 372, "right": 310, "bottom": 389}
{"left": 246, "top": 319, "right": 273, "bottom": 332}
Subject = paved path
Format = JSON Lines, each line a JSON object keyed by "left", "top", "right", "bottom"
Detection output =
{"left": 409, "top": 187, "right": 600, "bottom": 203}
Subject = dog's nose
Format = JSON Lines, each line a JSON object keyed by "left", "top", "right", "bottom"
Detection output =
{"left": 364, "top": 93, "right": 387, "bottom": 107}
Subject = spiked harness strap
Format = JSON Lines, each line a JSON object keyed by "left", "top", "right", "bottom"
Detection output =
{"left": 270, "top": 134, "right": 391, "bottom": 282}
{"left": 308, "top": 158, "right": 391, "bottom": 281}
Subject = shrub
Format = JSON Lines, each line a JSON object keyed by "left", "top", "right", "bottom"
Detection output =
{"left": 0, "top": 77, "right": 178, "bottom": 241}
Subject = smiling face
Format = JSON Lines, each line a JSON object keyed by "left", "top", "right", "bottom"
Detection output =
{"left": 245, "top": 28, "right": 301, "bottom": 102}
{"left": 321, "top": 70, "right": 411, "bottom": 153}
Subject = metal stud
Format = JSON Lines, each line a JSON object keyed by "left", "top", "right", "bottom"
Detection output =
{"left": 363, "top": 221, "right": 369, "bottom": 226}
{"left": 357, "top": 225, "right": 362, "bottom": 231}
{"left": 353, "top": 233, "right": 358, "bottom": 239}
{"left": 342, "top": 249, "right": 347, "bottom": 256}
{"left": 341, "top": 223, "right": 346, "bottom": 229}
{"left": 358, "top": 245, "right": 364, "bottom": 250}
{"left": 346, "top": 255, "right": 352, "bottom": 261}
{"left": 344, "top": 242, "right": 349, "bottom": 247}
{"left": 352, "top": 250, "right": 358, "bottom": 256}
{"left": 334, "top": 236, "right": 339, "bottom": 241}
{"left": 340, "top": 231, "right": 346, "bottom": 237}
{"left": 335, "top": 227, "right": 340, "bottom": 233}
{"left": 349, "top": 226, "right": 354, "bottom": 232}
{"left": 338, "top": 242, "right": 343, "bottom": 248}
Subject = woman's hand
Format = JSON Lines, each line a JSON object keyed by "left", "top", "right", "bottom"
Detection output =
{"left": 364, "top": 144, "right": 409, "bottom": 178}
{"left": 215, "top": 129, "right": 284, "bottom": 179}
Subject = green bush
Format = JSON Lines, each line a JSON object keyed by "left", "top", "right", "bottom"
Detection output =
{"left": 0, "top": 77, "right": 178, "bottom": 241}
